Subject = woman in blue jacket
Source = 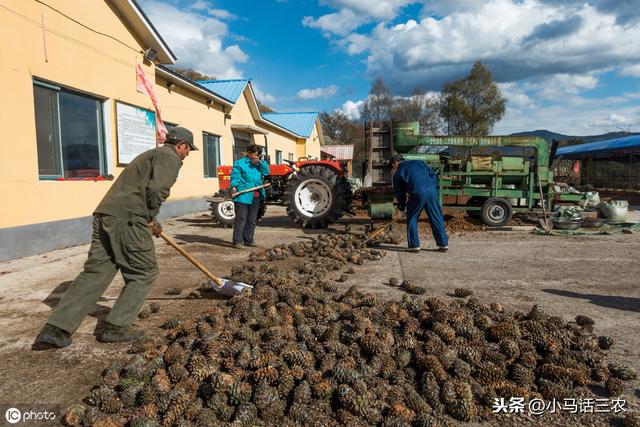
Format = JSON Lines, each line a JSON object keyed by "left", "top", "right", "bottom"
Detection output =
{"left": 230, "top": 144, "right": 270, "bottom": 248}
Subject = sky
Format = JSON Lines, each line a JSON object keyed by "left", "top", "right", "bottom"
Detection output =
{"left": 139, "top": 0, "right": 640, "bottom": 135}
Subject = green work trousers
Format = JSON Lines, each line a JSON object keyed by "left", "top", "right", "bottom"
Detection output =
{"left": 47, "top": 214, "right": 159, "bottom": 333}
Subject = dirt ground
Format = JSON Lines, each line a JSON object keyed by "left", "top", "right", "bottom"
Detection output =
{"left": 0, "top": 206, "right": 638, "bottom": 426}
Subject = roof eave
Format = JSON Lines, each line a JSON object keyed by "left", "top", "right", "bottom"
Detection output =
{"left": 243, "top": 83, "right": 305, "bottom": 139}
{"left": 258, "top": 116, "right": 306, "bottom": 139}
{"left": 110, "top": 0, "right": 177, "bottom": 64}
{"left": 155, "top": 66, "right": 234, "bottom": 108}
{"left": 260, "top": 112, "right": 318, "bottom": 139}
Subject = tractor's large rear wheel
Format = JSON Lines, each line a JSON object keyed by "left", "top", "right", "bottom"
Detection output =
{"left": 285, "top": 165, "right": 351, "bottom": 228}
{"left": 210, "top": 189, "right": 267, "bottom": 228}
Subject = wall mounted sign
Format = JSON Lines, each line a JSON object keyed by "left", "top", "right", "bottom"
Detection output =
{"left": 116, "top": 102, "right": 156, "bottom": 164}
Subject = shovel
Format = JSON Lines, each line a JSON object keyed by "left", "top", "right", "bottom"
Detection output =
{"left": 207, "top": 183, "right": 271, "bottom": 203}
{"left": 537, "top": 177, "right": 553, "bottom": 232}
{"left": 159, "top": 232, "right": 252, "bottom": 297}
{"left": 365, "top": 218, "right": 399, "bottom": 246}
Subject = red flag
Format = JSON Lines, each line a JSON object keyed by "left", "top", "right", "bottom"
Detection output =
{"left": 136, "top": 64, "right": 168, "bottom": 144}
{"left": 572, "top": 160, "right": 580, "bottom": 174}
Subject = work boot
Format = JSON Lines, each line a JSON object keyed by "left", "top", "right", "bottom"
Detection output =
{"left": 244, "top": 241, "right": 258, "bottom": 247}
{"left": 34, "top": 324, "right": 72, "bottom": 349}
{"left": 99, "top": 323, "right": 144, "bottom": 343}
{"left": 232, "top": 243, "right": 243, "bottom": 249}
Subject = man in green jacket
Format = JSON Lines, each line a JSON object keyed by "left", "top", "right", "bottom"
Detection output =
{"left": 35, "top": 127, "right": 197, "bottom": 348}
{"left": 230, "top": 144, "right": 269, "bottom": 248}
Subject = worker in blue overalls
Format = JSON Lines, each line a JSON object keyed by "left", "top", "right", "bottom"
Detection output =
{"left": 390, "top": 154, "right": 449, "bottom": 253}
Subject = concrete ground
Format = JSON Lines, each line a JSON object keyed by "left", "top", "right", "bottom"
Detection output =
{"left": 0, "top": 206, "right": 638, "bottom": 425}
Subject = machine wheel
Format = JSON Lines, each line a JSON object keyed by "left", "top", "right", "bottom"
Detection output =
{"left": 466, "top": 196, "right": 486, "bottom": 219}
{"left": 210, "top": 189, "right": 267, "bottom": 227}
{"left": 285, "top": 165, "right": 352, "bottom": 228}
{"left": 480, "top": 197, "right": 513, "bottom": 227}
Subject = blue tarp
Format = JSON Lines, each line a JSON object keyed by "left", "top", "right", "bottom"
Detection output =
{"left": 556, "top": 135, "right": 640, "bottom": 159}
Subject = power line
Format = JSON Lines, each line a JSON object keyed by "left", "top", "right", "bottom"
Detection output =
{"left": 33, "top": 0, "right": 141, "bottom": 54}
{"left": 0, "top": 2, "right": 138, "bottom": 69}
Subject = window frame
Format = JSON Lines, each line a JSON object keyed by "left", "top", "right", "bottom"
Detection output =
{"left": 203, "top": 132, "right": 221, "bottom": 178}
{"left": 33, "top": 79, "right": 107, "bottom": 180}
{"left": 275, "top": 150, "right": 283, "bottom": 165}
{"left": 232, "top": 130, "right": 252, "bottom": 162}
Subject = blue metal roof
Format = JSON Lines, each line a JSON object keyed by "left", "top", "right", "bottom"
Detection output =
{"left": 196, "top": 79, "right": 249, "bottom": 104}
{"left": 261, "top": 112, "right": 318, "bottom": 138}
{"left": 556, "top": 135, "right": 640, "bottom": 159}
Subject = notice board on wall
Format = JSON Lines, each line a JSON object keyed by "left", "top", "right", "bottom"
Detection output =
{"left": 116, "top": 102, "right": 156, "bottom": 164}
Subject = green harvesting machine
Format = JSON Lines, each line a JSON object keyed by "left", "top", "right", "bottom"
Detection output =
{"left": 362, "top": 121, "right": 584, "bottom": 226}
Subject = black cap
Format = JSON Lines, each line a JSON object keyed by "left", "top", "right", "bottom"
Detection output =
{"left": 389, "top": 153, "right": 404, "bottom": 167}
{"left": 165, "top": 126, "right": 197, "bottom": 150}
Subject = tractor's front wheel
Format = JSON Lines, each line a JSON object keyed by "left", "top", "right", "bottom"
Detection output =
{"left": 285, "top": 165, "right": 351, "bottom": 228}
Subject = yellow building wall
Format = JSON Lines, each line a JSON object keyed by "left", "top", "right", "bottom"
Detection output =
{"left": 0, "top": 0, "right": 156, "bottom": 228}
{"left": 307, "top": 122, "right": 322, "bottom": 159}
{"left": 0, "top": 0, "right": 221, "bottom": 229}
{"left": 154, "top": 75, "right": 226, "bottom": 197}
{"left": 0, "top": 0, "right": 323, "bottom": 231}
{"left": 293, "top": 122, "right": 322, "bottom": 160}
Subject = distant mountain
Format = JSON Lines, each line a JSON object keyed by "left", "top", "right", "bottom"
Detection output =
{"left": 509, "top": 130, "right": 640, "bottom": 145}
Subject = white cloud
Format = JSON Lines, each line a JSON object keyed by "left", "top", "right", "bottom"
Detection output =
{"left": 297, "top": 85, "right": 338, "bottom": 100}
{"left": 303, "top": 0, "right": 413, "bottom": 36}
{"left": 620, "top": 64, "right": 640, "bottom": 78}
{"left": 189, "top": 1, "right": 235, "bottom": 19}
{"left": 139, "top": 0, "right": 247, "bottom": 79}
{"left": 190, "top": 0, "right": 209, "bottom": 10}
{"left": 252, "top": 84, "right": 277, "bottom": 104}
{"left": 498, "top": 82, "right": 536, "bottom": 110}
{"left": 305, "top": 0, "right": 640, "bottom": 96}
{"left": 207, "top": 8, "right": 236, "bottom": 20}
{"left": 421, "top": 0, "right": 486, "bottom": 16}
{"left": 337, "top": 100, "right": 364, "bottom": 120}
{"left": 303, "top": 9, "right": 367, "bottom": 37}
{"left": 321, "top": 0, "right": 414, "bottom": 20}
{"left": 531, "top": 73, "right": 599, "bottom": 100}
{"left": 589, "top": 113, "right": 638, "bottom": 129}
{"left": 493, "top": 83, "right": 640, "bottom": 135}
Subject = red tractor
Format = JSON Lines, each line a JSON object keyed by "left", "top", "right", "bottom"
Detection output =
{"left": 209, "top": 159, "right": 352, "bottom": 229}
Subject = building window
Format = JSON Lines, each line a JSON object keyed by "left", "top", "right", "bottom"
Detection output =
{"left": 232, "top": 131, "right": 252, "bottom": 161}
{"left": 288, "top": 153, "right": 294, "bottom": 162}
{"left": 203, "top": 132, "right": 221, "bottom": 178}
{"left": 33, "top": 81, "right": 105, "bottom": 179}
{"left": 275, "top": 150, "right": 283, "bottom": 165}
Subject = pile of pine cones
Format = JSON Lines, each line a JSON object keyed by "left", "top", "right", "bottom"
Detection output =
{"left": 248, "top": 233, "right": 387, "bottom": 263}
{"left": 63, "top": 237, "right": 636, "bottom": 426}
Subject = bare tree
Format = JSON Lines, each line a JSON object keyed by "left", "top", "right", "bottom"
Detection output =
{"left": 257, "top": 100, "right": 274, "bottom": 113}
{"left": 319, "top": 111, "right": 361, "bottom": 145}
{"left": 170, "top": 66, "right": 216, "bottom": 81}
{"left": 361, "top": 78, "right": 393, "bottom": 184}
{"left": 362, "top": 77, "right": 392, "bottom": 124}
{"left": 391, "top": 88, "right": 442, "bottom": 135}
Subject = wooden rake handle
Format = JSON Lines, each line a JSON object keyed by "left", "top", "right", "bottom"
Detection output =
{"left": 159, "top": 232, "right": 223, "bottom": 286}
{"left": 367, "top": 218, "right": 399, "bottom": 240}
{"left": 231, "top": 183, "right": 271, "bottom": 198}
